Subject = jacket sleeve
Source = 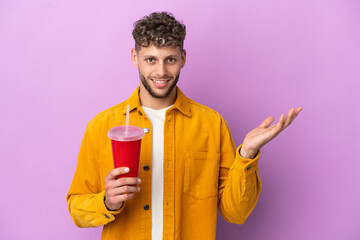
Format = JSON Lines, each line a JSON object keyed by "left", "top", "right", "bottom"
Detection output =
{"left": 217, "top": 118, "right": 262, "bottom": 224}
{"left": 66, "top": 121, "right": 125, "bottom": 228}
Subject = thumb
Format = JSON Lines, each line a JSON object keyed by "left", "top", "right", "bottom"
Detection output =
{"left": 258, "top": 116, "right": 274, "bottom": 128}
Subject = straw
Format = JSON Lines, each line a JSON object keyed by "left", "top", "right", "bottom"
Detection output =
{"left": 125, "top": 104, "right": 130, "bottom": 135}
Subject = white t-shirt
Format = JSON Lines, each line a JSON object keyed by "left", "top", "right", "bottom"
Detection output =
{"left": 142, "top": 105, "right": 172, "bottom": 240}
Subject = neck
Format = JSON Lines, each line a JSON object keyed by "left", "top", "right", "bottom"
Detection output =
{"left": 139, "top": 85, "right": 177, "bottom": 110}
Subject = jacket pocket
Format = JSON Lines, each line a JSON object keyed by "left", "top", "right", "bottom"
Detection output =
{"left": 183, "top": 151, "right": 221, "bottom": 199}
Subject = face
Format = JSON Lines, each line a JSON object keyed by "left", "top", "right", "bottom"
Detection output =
{"left": 131, "top": 45, "right": 186, "bottom": 99}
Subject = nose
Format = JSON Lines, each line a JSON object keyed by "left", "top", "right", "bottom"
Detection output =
{"left": 155, "top": 62, "right": 167, "bottom": 77}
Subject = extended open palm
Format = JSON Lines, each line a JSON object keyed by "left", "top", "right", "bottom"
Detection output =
{"left": 240, "top": 107, "right": 303, "bottom": 159}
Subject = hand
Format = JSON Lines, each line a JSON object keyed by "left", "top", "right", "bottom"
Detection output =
{"left": 104, "top": 167, "right": 141, "bottom": 211}
{"left": 240, "top": 107, "right": 303, "bottom": 159}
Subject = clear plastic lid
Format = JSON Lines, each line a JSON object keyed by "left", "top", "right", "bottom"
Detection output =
{"left": 108, "top": 125, "right": 145, "bottom": 142}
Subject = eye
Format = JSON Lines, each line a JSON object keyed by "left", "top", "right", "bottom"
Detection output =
{"left": 167, "top": 58, "right": 176, "bottom": 63}
{"left": 146, "top": 58, "right": 155, "bottom": 63}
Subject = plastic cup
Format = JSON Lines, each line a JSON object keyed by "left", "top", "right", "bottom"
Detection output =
{"left": 108, "top": 125, "right": 145, "bottom": 179}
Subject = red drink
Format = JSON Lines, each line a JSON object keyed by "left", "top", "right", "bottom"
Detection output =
{"left": 108, "top": 125, "right": 145, "bottom": 179}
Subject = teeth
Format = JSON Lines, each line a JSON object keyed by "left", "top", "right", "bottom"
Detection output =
{"left": 153, "top": 80, "right": 168, "bottom": 84}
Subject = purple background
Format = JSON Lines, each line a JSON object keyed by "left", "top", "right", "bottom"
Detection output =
{"left": 1, "top": 0, "right": 359, "bottom": 239}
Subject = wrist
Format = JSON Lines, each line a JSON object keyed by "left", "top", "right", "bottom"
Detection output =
{"left": 104, "top": 196, "right": 122, "bottom": 211}
{"left": 240, "top": 145, "right": 257, "bottom": 159}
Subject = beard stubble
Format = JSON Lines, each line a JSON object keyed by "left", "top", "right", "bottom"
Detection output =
{"left": 139, "top": 70, "right": 180, "bottom": 99}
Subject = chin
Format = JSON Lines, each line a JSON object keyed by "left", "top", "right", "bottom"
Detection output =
{"left": 150, "top": 89, "right": 173, "bottom": 99}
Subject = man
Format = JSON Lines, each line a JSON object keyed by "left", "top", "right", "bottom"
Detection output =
{"left": 67, "top": 12, "right": 302, "bottom": 240}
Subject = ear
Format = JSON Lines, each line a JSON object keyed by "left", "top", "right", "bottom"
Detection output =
{"left": 181, "top": 49, "right": 187, "bottom": 68}
{"left": 131, "top": 48, "right": 138, "bottom": 68}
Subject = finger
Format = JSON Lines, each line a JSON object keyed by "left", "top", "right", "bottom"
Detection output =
{"left": 113, "top": 177, "right": 141, "bottom": 188}
{"left": 266, "top": 114, "right": 284, "bottom": 137}
{"left": 290, "top": 108, "right": 300, "bottom": 123}
{"left": 283, "top": 108, "right": 295, "bottom": 129}
{"left": 295, "top": 106, "right": 303, "bottom": 113}
{"left": 293, "top": 106, "right": 303, "bottom": 118}
{"left": 110, "top": 185, "right": 141, "bottom": 196}
{"left": 105, "top": 167, "right": 130, "bottom": 181}
{"left": 261, "top": 116, "right": 283, "bottom": 142}
{"left": 288, "top": 106, "right": 303, "bottom": 125}
{"left": 116, "top": 192, "right": 135, "bottom": 202}
{"left": 258, "top": 116, "right": 274, "bottom": 128}
{"left": 107, "top": 193, "right": 135, "bottom": 205}
{"left": 275, "top": 113, "right": 285, "bottom": 131}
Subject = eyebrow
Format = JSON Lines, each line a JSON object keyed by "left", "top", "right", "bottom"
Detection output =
{"left": 142, "top": 55, "right": 179, "bottom": 59}
{"left": 166, "top": 55, "right": 179, "bottom": 58}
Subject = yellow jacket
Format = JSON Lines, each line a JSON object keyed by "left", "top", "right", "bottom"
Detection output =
{"left": 67, "top": 87, "right": 261, "bottom": 240}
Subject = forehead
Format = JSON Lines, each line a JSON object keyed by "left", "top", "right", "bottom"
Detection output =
{"left": 137, "top": 45, "right": 182, "bottom": 57}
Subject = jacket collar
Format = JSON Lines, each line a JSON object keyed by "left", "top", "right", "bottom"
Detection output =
{"left": 122, "top": 86, "right": 191, "bottom": 117}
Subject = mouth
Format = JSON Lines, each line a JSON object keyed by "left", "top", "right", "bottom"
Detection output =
{"left": 151, "top": 78, "right": 171, "bottom": 88}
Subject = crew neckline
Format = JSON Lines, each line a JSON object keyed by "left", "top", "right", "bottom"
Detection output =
{"left": 142, "top": 105, "right": 173, "bottom": 112}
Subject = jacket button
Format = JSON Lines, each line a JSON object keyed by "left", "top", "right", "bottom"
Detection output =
{"left": 143, "top": 204, "right": 150, "bottom": 210}
{"left": 246, "top": 165, "right": 252, "bottom": 171}
{"left": 144, "top": 127, "right": 150, "bottom": 133}
{"left": 143, "top": 165, "right": 150, "bottom": 171}
{"left": 138, "top": 110, "right": 143, "bottom": 116}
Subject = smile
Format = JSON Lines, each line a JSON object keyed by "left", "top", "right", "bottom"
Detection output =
{"left": 152, "top": 79, "right": 170, "bottom": 83}
{"left": 150, "top": 78, "right": 171, "bottom": 88}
